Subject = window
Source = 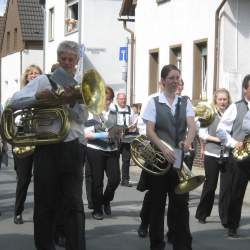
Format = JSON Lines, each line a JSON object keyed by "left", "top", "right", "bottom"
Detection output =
{"left": 14, "top": 28, "right": 17, "bottom": 49}
{"left": 65, "top": 0, "right": 78, "bottom": 33}
{"left": 49, "top": 7, "right": 55, "bottom": 41}
{"left": 169, "top": 46, "right": 182, "bottom": 71}
{"left": 148, "top": 49, "right": 159, "bottom": 95}
{"left": 193, "top": 40, "right": 208, "bottom": 101}
{"left": 6, "top": 31, "right": 10, "bottom": 51}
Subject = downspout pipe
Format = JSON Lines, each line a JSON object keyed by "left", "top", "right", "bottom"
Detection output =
{"left": 78, "top": 0, "right": 82, "bottom": 49}
{"left": 213, "top": 0, "right": 227, "bottom": 92}
{"left": 122, "top": 20, "right": 135, "bottom": 105}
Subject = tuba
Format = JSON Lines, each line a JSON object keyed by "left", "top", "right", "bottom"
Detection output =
{"left": 131, "top": 135, "right": 205, "bottom": 193}
{"left": 1, "top": 69, "right": 106, "bottom": 152}
{"left": 232, "top": 135, "right": 250, "bottom": 161}
{"left": 193, "top": 101, "right": 215, "bottom": 127}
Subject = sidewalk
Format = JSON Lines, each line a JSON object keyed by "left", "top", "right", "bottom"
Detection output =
{"left": 130, "top": 164, "right": 250, "bottom": 206}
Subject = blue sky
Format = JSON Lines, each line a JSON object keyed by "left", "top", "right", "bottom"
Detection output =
{"left": 0, "top": 0, "right": 7, "bottom": 15}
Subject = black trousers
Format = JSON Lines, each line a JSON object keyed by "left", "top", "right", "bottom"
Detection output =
{"left": 33, "top": 139, "right": 85, "bottom": 250}
{"left": 226, "top": 155, "right": 249, "bottom": 229}
{"left": 55, "top": 144, "right": 86, "bottom": 239}
{"left": 143, "top": 168, "right": 191, "bottom": 250}
{"left": 195, "top": 155, "right": 230, "bottom": 225}
{"left": 119, "top": 142, "right": 131, "bottom": 182}
{"left": 86, "top": 147, "right": 120, "bottom": 212}
{"left": 14, "top": 152, "right": 33, "bottom": 216}
{"left": 84, "top": 159, "right": 93, "bottom": 208}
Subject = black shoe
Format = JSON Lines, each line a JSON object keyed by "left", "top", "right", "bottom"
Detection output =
{"left": 137, "top": 224, "right": 148, "bottom": 238}
{"left": 222, "top": 223, "right": 228, "bottom": 228}
{"left": 228, "top": 228, "right": 239, "bottom": 238}
{"left": 121, "top": 180, "right": 132, "bottom": 187}
{"left": 103, "top": 203, "right": 111, "bottom": 215}
{"left": 92, "top": 211, "right": 104, "bottom": 220}
{"left": 198, "top": 218, "right": 206, "bottom": 224}
{"left": 54, "top": 235, "right": 66, "bottom": 247}
{"left": 14, "top": 214, "right": 23, "bottom": 224}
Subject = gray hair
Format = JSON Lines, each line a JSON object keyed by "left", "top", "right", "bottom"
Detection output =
{"left": 116, "top": 89, "right": 126, "bottom": 99}
{"left": 57, "top": 40, "right": 80, "bottom": 60}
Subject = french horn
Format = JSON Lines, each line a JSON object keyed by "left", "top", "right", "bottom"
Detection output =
{"left": 193, "top": 101, "right": 215, "bottom": 127}
{"left": 130, "top": 134, "right": 172, "bottom": 176}
{"left": 232, "top": 135, "right": 250, "bottom": 161}
{"left": 131, "top": 135, "right": 205, "bottom": 194}
{"left": 1, "top": 69, "right": 106, "bottom": 150}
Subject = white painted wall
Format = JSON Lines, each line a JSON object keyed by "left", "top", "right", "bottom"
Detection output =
{"left": 21, "top": 50, "right": 43, "bottom": 74}
{"left": 1, "top": 50, "right": 43, "bottom": 106}
{"left": 45, "top": 0, "right": 128, "bottom": 95}
{"left": 220, "top": 0, "right": 250, "bottom": 101}
{"left": 134, "top": 0, "right": 250, "bottom": 103}
{"left": 1, "top": 53, "right": 20, "bottom": 106}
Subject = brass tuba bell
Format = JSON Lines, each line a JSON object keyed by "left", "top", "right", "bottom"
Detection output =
{"left": 193, "top": 101, "right": 215, "bottom": 127}
{"left": 1, "top": 69, "right": 106, "bottom": 148}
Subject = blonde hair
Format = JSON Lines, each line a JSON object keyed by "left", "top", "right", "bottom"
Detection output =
{"left": 213, "top": 88, "right": 232, "bottom": 106}
{"left": 21, "top": 64, "right": 42, "bottom": 88}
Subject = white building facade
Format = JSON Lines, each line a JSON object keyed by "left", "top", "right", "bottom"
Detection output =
{"left": 1, "top": 50, "right": 43, "bottom": 105}
{"left": 45, "top": 0, "right": 129, "bottom": 93}
{"left": 133, "top": 0, "right": 250, "bottom": 103}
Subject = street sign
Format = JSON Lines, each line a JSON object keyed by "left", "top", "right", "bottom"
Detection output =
{"left": 119, "top": 47, "right": 128, "bottom": 61}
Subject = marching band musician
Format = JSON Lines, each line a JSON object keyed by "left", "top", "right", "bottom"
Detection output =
{"left": 195, "top": 88, "right": 231, "bottom": 227}
{"left": 8, "top": 41, "right": 87, "bottom": 250}
{"left": 13, "top": 64, "right": 42, "bottom": 225}
{"left": 141, "top": 64, "right": 195, "bottom": 250}
{"left": 115, "top": 91, "right": 134, "bottom": 187}
{"left": 85, "top": 86, "right": 121, "bottom": 220}
{"left": 216, "top": 74, "right": 250, "bottom": 238}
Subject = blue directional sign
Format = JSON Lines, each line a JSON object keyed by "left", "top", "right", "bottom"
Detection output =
{"left": 119, "top": 47, "right": 128, "bottom": 61}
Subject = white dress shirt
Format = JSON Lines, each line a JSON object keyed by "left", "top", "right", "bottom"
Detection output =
{"left": 142, "top": 92, "right": 194, "bottom": 123}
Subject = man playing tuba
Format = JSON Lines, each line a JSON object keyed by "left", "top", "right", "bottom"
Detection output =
{"left": 7, "top": 40, "right": 87, "bottom": 250}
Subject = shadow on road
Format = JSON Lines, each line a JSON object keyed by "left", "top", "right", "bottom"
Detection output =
{"left": 0, "top": 234, "right": 35, "bottom": 250}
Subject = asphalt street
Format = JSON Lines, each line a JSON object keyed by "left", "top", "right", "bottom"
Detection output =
{"left": 0, "top": 155, "right": 250, "bottom": 250}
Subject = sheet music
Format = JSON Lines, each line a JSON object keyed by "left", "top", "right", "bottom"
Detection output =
{"left": 173, "top": 148, "right": 183, "bottom": 169}
{"left": 50, "top": 67, "right": 77, "bottom": 87}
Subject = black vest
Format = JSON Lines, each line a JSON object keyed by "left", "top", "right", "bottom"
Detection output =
{"left": 154, "top": 96, "right": 187, "bottom": 148}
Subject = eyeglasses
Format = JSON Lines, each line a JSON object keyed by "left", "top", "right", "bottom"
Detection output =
{"left": 166, "top": 76, "right": 181, "bottom": 81}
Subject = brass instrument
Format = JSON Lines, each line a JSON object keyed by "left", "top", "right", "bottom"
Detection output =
{"left": 1, "top": 69, "right": 106, "bottom": 149}
{"left": 131, "top": 135, "right": 205, "bottom": 193}
{"left": 175, "top": 162, "right": 205, "bottom": 194}
{"left": 193, "top": 101, "right": 215, "bottom": 127}
{"left": 130, "top": 135, "right": 172, "bottom": 175}
{"left": 13, "top": 146, "right": 35, "bottom": 158}
{"left": 232, "top": 135, "right": 250, "bottom": 161}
